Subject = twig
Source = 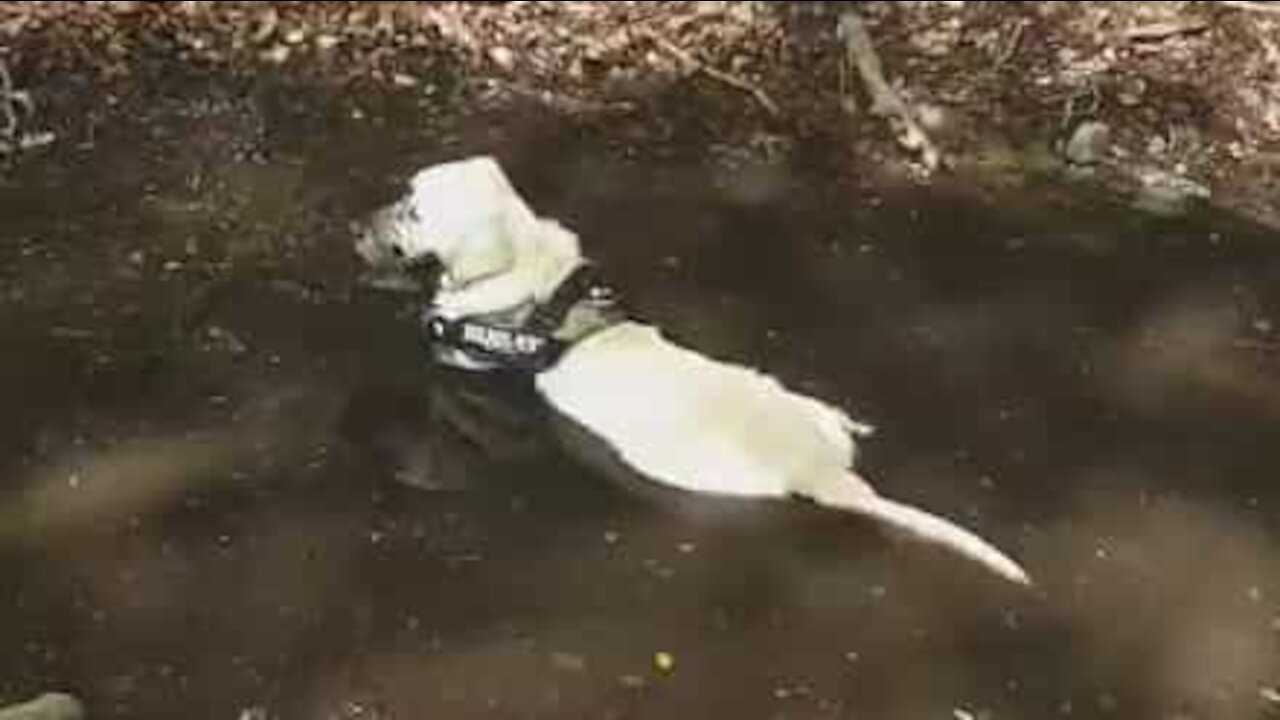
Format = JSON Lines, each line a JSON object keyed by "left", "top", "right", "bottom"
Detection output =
{"left": 0, "top": 55, "right": 18, "bottom": 140}
{"left": 0, "top": 692, "right": 85, "bottom": 720}
{"left": 0, "top": 52, "right": 54, "bottom": 155}
{"left": 1123, "top": 19, "right": 1210, "bottom": 42}
{"left": 1232, "top": 338, "right": 1280, "bottom": 353}
{"left": 488, "top": 79, "right": 636, "bottom": 115}
{"left": 48, "top": 327, "right": 97, "bottom": 341}
{"left": 837, "top": 9, "right": 941, "bottom": 173}
{"left": 1215, "top": 0, "right": 1280, "bottom": 14}
{"left": 1242, "top": 150, "right": 1280, "bottom": 167}
{"left": 643, "top": 31, "right": 781, "bottom": 118}
{"left": 996, "top": 19, "right": 1027, "bottom": 69}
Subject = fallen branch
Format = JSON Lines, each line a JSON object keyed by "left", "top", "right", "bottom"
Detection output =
{"left": 0, "top": 53, "right": 54, "bottom": 155}
{"left": 1214, "top": 0, "right": 1280, "bottom": 14}
{"left": 1123, "top": 19, "right": 1210, "bottom": 42}
{"left": 1232, "top": 338, "right": 1280, "bottom": 354}
{"left": 487, "top": 79, "right": 637, "bottom": 115}
{"left": 837, "top": 9, "right": 941, "bottom": 173}
{"left": 0, "top": 692, "right": 84, "bottom": 720}
{"left": 995, "top": 19, "right": 1027, "bottom": 68}
{"left": 643, "top": 31, "right": 781, "bottom": 118}
{"left": 0, "top": 131, "right": 56, "bottom": 155}
{"left": 0, "top": 54, "right": 18, "bottom": 140}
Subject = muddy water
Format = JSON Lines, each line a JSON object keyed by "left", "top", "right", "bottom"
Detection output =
{"left": 2, "top": 72, "right": 1279, "bottom": 720}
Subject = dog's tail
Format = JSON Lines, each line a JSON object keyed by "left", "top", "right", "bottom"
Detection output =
{"left": 801, "top": 470, "right": 1031, "bottom": 586}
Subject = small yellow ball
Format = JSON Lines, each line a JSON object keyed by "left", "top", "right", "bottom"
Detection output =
{"left": 654, "top": 651, "right": 675, "bottom": 673}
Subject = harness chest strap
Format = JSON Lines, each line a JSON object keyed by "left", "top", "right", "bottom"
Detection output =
{"left": 424, "top": 313, "right": 564, "bottom": 370}
{"left": 422, "top": 262, "right": 623, "bottom": 373}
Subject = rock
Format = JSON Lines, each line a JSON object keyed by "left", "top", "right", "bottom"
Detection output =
{"left": 1065, "top": 121, "right": 1111, "bottom": 165}
{"left": 1117, "top": 77, "right": 1147, "bottom": 107}
{"left": 0, "top": 693, "right": 85, "bottom": 720}
{"left": 488, "top": 46, "right": 514, "bottom": 71}
{"left": 915, "top": 102, "right": 949, "bottom": 132}
{"left": 260, "top": 44, "right": 290, "bottom": 65}
{"left": 550, "top": 652, "right": 587, "bottom": 673}
{"left": 206, "top": 325, "right": 249, "bottom": 355}
{"left": 1132, "top": 165, "right": 1210, "bottom": 215}
{"left": 392, "top": 72, "right": 419, "bottom": 88}
{"left": 251, "top": 8, "right": 279, "bottom": 44}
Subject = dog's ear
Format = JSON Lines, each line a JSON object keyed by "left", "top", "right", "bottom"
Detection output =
{"left": 457, "top": 155, "right": 539, "bottom": 235}
{"left": 405, "top": 156, "right": 540, "bottom": 286}
{"left": 409, "top": 156, "right": 536, "bottom": 224}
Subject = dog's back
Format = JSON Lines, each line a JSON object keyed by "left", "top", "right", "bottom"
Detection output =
{"left": 537, "top": 320, "right": 1030, "bottom": 586}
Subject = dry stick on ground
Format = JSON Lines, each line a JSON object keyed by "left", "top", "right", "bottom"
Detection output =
{"left": 995, "top": 19, "right": 1028, "bottom": 69}
{"left": 491, "top": 79, "right": 637, "bottom": 115}
{"left": 0, "top": 692, "right": 85, "bottom": 720}
{"left": 837, "top": 9, "right": 941, "bottom": 173}
{"left": 642, "top": 31, "right": 781, "bottom": 118}
{"left": 1215, "top": 0, "right": 1280, "bottom": 14}
{"left": 0, "top": 54, "right": 52, "bottom": 153}
{"left": 1123, "top": 19, "right": 1210, "bottom": 42}
{"left": 0, "top": 55, "right": 18, "bottom": 140}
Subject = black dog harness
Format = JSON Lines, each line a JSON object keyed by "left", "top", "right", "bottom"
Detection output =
{"left": 421, "top": 262, "right": 624, "bottom": 374}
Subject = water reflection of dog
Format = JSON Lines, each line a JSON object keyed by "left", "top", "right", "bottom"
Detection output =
{"left": 353, "top": 155, "right": 1030, "bottom": 586}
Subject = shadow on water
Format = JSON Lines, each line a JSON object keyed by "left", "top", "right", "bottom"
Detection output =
{"left": 2, "top": 62, "right": 1280, "bottom": 720}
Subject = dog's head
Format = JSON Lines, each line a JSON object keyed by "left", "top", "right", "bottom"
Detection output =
{"left": 354, "top": 155, "right": 541, "bottom": 295}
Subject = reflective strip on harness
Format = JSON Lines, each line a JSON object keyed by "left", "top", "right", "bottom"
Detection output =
{"left": 421, "top": 262, "right": 623, "bottom": 374}
{"left": 424, "top": 314, "right": 567, "bottom": 372}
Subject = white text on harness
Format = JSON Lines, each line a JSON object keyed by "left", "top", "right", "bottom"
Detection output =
{"left": 461, "top": 323, "right": 547, "bottom": 355}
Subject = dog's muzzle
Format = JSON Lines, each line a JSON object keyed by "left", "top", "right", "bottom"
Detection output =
{"left": 353, "top": 208, "right": 444, "bottom": 297}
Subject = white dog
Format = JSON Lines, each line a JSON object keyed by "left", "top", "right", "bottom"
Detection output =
{"left": 355, "top": 155, "right": 1031, "bottom": 586}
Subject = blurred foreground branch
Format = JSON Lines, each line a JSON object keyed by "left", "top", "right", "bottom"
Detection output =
{"left": 837, "top": 9, "right": 941, "bottom": 173}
